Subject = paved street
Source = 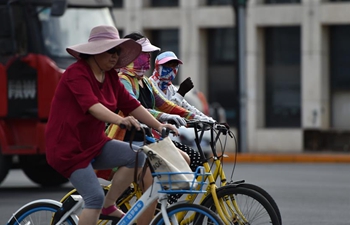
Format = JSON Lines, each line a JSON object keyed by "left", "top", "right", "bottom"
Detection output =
{"left": 231, "top": 163, "right": 350, "bottom": 225}
{"left": 1, "top": 163, "right": 350, "bottom": 225}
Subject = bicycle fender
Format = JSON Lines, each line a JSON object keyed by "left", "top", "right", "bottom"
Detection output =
{"left": 169, "top": 200, "right": 191, "bottom": 206}
{"left": 6, "top": 199, "right": 79, "bottom": 225}
{"left": 6, "top": 199, "right": 61, "bottom": 223}
{"left": 200, "top": 184, "right": 242, "bottom": 207}
{"left": 52, "top": 195, "right": 82, "bottom": 225}
{"left": 227, "top": 180, "right": 245, "bottom": 186}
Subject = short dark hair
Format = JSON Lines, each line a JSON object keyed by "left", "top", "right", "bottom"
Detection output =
{"left": 124, "top": 32, "right": 145, "bottom": 41}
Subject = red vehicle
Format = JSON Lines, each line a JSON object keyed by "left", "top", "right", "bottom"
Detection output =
{"left": 0, "top": 0, "right": 115, "bottom": 186}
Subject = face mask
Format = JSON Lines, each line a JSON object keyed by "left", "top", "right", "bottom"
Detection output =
{"left": 121, "top": 53, "right": 150, "bottom": 78}
{"left": 158, "top": 65, "right": 179, "bottom": 90}
{"left": 133, "top": 53, "right": 150, "bottom": 71}
{"left": 134, "top": 69, "right": 148, "bottom": 77}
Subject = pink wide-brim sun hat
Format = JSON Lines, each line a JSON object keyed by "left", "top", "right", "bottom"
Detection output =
{"left": 66, "top": 25, "right": 142, "bottom": 68}
{"left": 156, "top": 51, "right": 183, "bottom": 65}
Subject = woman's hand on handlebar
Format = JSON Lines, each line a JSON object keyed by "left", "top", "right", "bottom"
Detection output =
{"left": 156, "top": 123, "right": 179, "bottom": 137}
{"left": 118, "top": 116, "right": 141, "bottom": 130}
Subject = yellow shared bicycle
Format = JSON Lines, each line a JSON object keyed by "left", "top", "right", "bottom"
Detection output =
{"left": 61, "top": 120, "right": 281, "bottom": 225}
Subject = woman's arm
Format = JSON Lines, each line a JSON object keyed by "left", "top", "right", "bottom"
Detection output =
{"left": 130, "top": 105, "right": 178, "bottom": 135}
{"left": 89, "top": 103, "right": 140, "bottom": 129}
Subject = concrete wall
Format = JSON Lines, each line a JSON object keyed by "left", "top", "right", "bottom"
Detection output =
{"left": 112, "top": 0, "right": 350, "bottom": 152}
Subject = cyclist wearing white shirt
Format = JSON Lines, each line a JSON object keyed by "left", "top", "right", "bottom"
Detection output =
{"left": 149, "top": 51, "right": 214, "bottom": 122}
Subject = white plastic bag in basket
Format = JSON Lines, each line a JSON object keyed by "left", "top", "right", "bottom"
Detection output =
{"left": 141, "top": 136, "right": 195, "bottom": 190}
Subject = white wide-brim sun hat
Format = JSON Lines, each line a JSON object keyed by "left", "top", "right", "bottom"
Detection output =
{"left": 66, "top": 25, "right": 142, "bottom": 68}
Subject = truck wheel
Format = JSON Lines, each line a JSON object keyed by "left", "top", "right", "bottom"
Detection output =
{"left": 19, "top": 155, "right": 68, "bottom": 187}
{"left": 0, "top": 152, "right": 11, "bottom": 185}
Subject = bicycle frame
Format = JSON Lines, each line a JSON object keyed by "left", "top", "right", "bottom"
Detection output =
{"left": 59, "top": 121, "right": 247, "bottom": 225}
{"left": 47, "top": 179, "right": 164, "bottom": 225}
{"left": 178, "top": 121, "right": 248, "bottom": 225}
{"left": 60, "top": 172, "right": 208, "bottom": 225}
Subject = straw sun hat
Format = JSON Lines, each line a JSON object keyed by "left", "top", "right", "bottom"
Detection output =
{"left": 66, "top": 25, "right": 141, "bottom": 68}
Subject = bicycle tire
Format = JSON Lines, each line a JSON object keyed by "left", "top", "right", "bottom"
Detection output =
{"left": 237, "top": 182, "right": 282, "bottom": 225}
{"left": 151, "top": 202, "right": 224, "bottom": 225}
{"left": 7, "top": 201, "right": 77, "bottom": 225}
{"left": 201, "top": 185, "right": 280, "bottom": 225}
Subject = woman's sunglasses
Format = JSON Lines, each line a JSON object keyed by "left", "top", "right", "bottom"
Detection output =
{"left": 106, "top": 47, "right": 122, "bottom": 55}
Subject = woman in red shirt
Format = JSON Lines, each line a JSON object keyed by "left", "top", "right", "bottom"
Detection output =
{"left": 45, "top": 25, "right": 178, "bottom": 225}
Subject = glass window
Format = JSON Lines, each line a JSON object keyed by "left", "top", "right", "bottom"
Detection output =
{"left": 151, "top": 29, "right": 180, "bottom": 83}
{"left": 207, "top": 28, "right": 237, "bottom": 125}
{"left": 330, "top": 25, "right": 350, "bottom": 90}
{"left": 265, "top": 0, "right": 300, "bottom": 4}
{"left": 207, "top": 0, "right": 233, "bottom": 5}
{"left": 0, "top": 5, "right": 15, "bottom": 57}
{"left": 265, "top": 26, "right": 301, "bottom": 127}
{"left": 37, "top": 7, "right": 115, "bottom": 57}
{"left": 151, "top": 0, "right": 179, "bottom": 7}
{"left": 111, "top": 0, "right": 123, "bottom": 8}
{"left": 329, "top": 25, "right": 350, "bottom": 128}
{"left": 11, "top": 4, "right": 29, "bottom": 55}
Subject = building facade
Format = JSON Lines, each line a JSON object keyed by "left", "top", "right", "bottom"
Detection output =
{"left": 111, "top": 0, "right": 350, "bottom": 153}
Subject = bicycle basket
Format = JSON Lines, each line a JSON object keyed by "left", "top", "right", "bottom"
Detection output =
{"left": 142, "top": 137, "right": 196, "bottom": 189}
{"left": 153, "top": 166, "right": 209, "bottom": 194}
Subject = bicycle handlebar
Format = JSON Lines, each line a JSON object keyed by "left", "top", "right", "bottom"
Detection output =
{"left": 185, "top": 119, "right": 230, "bottom": 132}
{"left": 119, "top": 122, "right": 172, "bottom": 139}
{"left": 119, "top": 123, "right": 127, "bottom": 129}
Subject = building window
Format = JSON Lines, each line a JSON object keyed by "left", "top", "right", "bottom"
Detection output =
{"left": 207, "top": 28, "right": 237, "bottom": 125}
{"left": 151, "top": 29, "right": 179, "bottom": 82}
{"left": 265, "top": 0, "right": 300, "bottom": 4}
{"left": 330, "top": 26, "right": 350, "bottom": 91}
{"left": 111, "top": 0, "right": 123, "bottom": 8}
{"left": 329, "top": 25, "right": 350, "bottom": 128}
{"left": 207, "top": 0, "right": 233, "bottom": 5}
{"left": 265, "top": 26, "right": 301, "bottom": 128}
{"left": 151, "top": 0, "right": 179, "bottom": 7}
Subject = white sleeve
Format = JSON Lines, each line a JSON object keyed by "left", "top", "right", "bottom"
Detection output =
{"left": 180, "top": 98, "right": 207, "bottom": 117}
{"left": 169, "top": 84, "right": 212, "bottom": 119}
{"left": 170, "top": 92, "right": 185, "bottom": 105}
{"left": 166, "top": 85, "right": 178, "bottom": 100}
{"left": 170, "top": 92, "right": 207, "bottom": 117}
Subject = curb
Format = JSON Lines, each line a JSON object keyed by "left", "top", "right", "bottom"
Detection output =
{"left": 220, "top": 153, "right": 350, "bottom": 163}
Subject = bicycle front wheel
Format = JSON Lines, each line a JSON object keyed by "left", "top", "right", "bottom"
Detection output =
{"left": 151, "top": 203, "right": 224, "bottom": 225}
{"left": 237, "top": 182, "right": 282, "bottom": 225}
{"left": 201, "top": 186, "right": 280, "bottom": 225}
{"left": 7, "top": 201, "right": 77, "bottom": 225}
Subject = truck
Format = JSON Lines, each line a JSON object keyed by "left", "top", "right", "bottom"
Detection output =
{"left": 0, "top": 0, "right": 115, "bottom": 186}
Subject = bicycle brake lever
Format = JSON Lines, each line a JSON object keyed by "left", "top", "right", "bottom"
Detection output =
{"left": 228, "top": 130, "right": 234, "bottom": 138}
{"left": 166, "top": 119, "right": 180, "bottom": 128}
{"left": 161, "top": 127, "right": 170, "bottom": 138}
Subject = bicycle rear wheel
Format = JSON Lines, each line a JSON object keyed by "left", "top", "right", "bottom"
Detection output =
{"left": 201, "top": 185, "right": 280, "bottom": 225}
{"left": 7, "top": 201, "right": 77, "bottom": 225}
{"left": 151, "top": 203, "right": 224, "bottom": 225}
